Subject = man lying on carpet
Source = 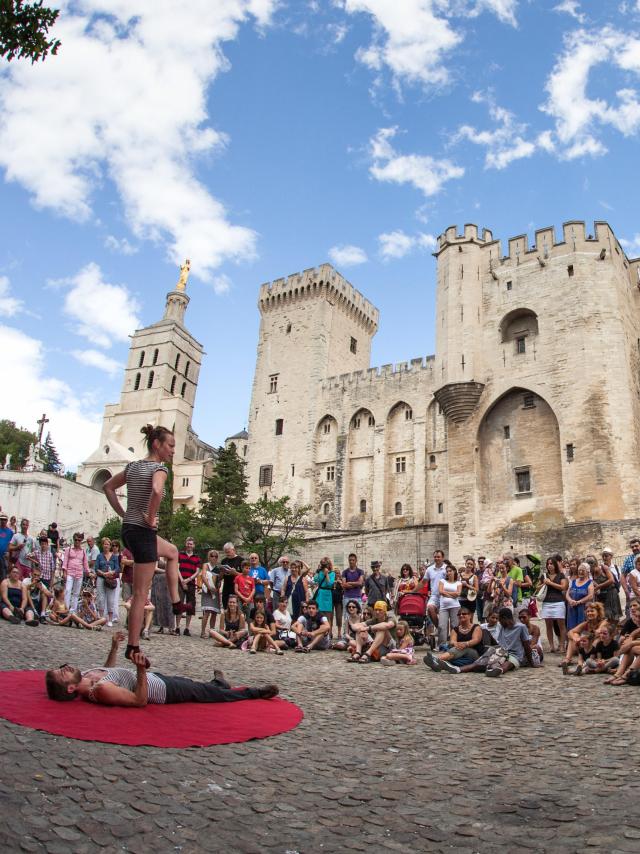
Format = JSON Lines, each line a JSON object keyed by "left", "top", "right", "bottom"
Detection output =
{"left": 45, "top": 632, "right": 279, "bottom": 706}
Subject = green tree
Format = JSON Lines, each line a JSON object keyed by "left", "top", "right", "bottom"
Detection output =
{"left": 198, "top": 444, "right": 248, "bottom": 544}
{"left": 241, "top": 497, "right": 311, "bottom": 570}
{"left": 41, "top": 431, "right": 62, "bottom": 473}
{"left": 0, "top": 419, "right": 37, "bottom": 468}
{"left": 64, "top": 471, "right": 76, "bottom": 482}
{"left": 98, "top": 516, "right": 122, "bottom": 543}
{"left": 0, "top": 1, "right": 61, "bottom": 63}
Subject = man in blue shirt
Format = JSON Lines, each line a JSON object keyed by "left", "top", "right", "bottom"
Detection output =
{"left": 621, "top": 536, "right": 640, "bottom": 617}
{"left": 249, "top": 552, "right": 270, "bottom": 600}
{"left": 0, "top": 511, "right": 13, "bottom": 580}
{"left": 269, "top": 556, "right": 290, "bottom": 608}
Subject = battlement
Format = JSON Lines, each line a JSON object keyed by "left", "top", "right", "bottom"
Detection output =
{"left": 321, "top": 355, "right": 436, "bottom": 390}
{"left": 258, "top": 263, "right": 379, "bottom": 332}
{"left": 436, "top": 223, "right": 495, "bottom": 252}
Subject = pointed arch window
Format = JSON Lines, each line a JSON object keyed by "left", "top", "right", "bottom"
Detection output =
{"left": 181, "top": 382, "right": 186, "bottom": 398}
{"left": 147, "top": 371, "right": 154, "bottom": 389}
{"left": 170, "top": 375, "right": 176, "bottom": 395}
{"left": 175, "top": 353, "right": 180, "bottom": 371}
{"left": 185, "top": 361, "right": 190, "bottom": 379}
{"left": 134, "top": 372, "right": 141, "bottom": 391}
{"left": 138, "top": 351, "right": 145, "bottom": 368}
{"left": 152, "top": 348, "right": 159, "bottom": 366}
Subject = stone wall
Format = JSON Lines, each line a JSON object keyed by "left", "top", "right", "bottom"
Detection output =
{"left": 297, "top": 524, "right": 449, "bottom": 573}
{"left": 0, "top": 471, "right": 115, "bottom": 540}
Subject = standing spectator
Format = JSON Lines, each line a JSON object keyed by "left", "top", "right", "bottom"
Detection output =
{"left": 32, "top": 535, "right": 55, "bottom": 589}
{"left": 151, "top": 559, "right": 174, "bottom": 635}
{"left": 9, "top": 518, "right": 36, "bottom": 579}
{"left": 566, "top": 562, "right": 594, "bottom": 630}
{"left": 438, "top": 565, "right": 462, "bottom": 646}
{"left": 234, "top": 559, "right": 256, "bottom": 621}
{"left": 200, "top": 549, "right": 222, "bottom": 637}
{"left": 220, "top": 542, "right": 243, "bottom": 609}
{"left": 592, "top": 557, "right": 621, "bottom": 621}
{"left": 62, "top": 533, "right": 89, "bottom": 613}
{"left": 425, "top": 550, "right": 447, "bottom": 633}
{"left": 540, "top": 556, "right": 568, "bottom": 653}
{"left": 248, "top": 552, "right": 270, "bottom": 600}
{"left": 269, "top": 556, "right": 290, "bottom": 609}
{"left": 47, "top": 522, "right": 59, "bottom": 556}
{"left": 507, "top": 556, "right": 531, "bottom": 612}
{"left": 627, "top": 555, "right": 640, "bottom": 606}
{"left": 342, "top": 553, "right": 365, "bottom": 611}
{"left": 8, "top": 515, "right": 17, "bottom": 534}
{"left": 0, "top": 511, "right": 13, "bottom": 580}
{"left": 111, "top": 539, "right": 123, "bottom": 618}
{"left": 365, "top": 561, "right": 393, "bottom": 607}
{"left": 85, "top": 535, "right": 100, "bottom": 583}
{"left": 312, "top": 558, "right": 335, "bottom": 629}
{"left": 621, "top": 536, "right": 640, "bottom": 617}
{"left": 288, "top": 560, "right": 310, "bottom": 620}
{"left": 175, "top": 537, "right": 200, "bottom": 636}
{"left": 95, "top": 537, "right": 120, "bottom": 627}
{"left": 120, "top": 543, "right": 135, "bottom": 602}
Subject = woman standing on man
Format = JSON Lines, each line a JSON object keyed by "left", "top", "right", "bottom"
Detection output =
{"left": 103, "top": 425, "right": 181, "bottom": 665}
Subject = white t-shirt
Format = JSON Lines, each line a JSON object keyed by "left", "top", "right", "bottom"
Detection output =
{"left": 273, "top": 608, "right": 292, "bottom": 631}
{"left": 439, "top": 579, "right": 461, "bottom": 609}
{"left": 426, "top": 565, "right": 446, "bottom": 603}
{"left": 629, "top": 568, "right": 640, "bottom": 600}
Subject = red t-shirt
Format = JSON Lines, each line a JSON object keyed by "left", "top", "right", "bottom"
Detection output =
{"left": 179, "top": 552, "right": 200, "bottom": 580}
{"left": 235, "top": 574, "right": 255, "bottom": 600}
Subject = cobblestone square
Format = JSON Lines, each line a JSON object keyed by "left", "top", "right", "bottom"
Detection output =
{"left": 0, "top": 619, "right": 638, "bottom": 853}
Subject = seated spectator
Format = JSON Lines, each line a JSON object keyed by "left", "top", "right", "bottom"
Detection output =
{"left": 480, "top": 607, "right": 500, "bottom": 643}
{"left": 577, "top": 622, "right": 620, "bottom": 676}
{"left": 619, "top": 600, "right": 640, "bottom": 643}
{"left": 439, "top": 608, "right": 536, "bottom": 676}
{"left": 517, "top": 608, "right": 543, "bottom": 661}
{"left": 292, "top": 601, "right": 331, "bottom": 652}
{"left": 1, "top": 565, "right": 39, "bottom": 625}
{"left": 248, "top": 610, "right": 283, "bottom": 655}
{"left": 250, "top": 594, "right": 275, "bottom": 628}
{"left": 351, "top": 600, "right": 397, "bottom": 664}
{"left": 25, "top": 567, "right": 50, "bottom": 622}
{"left": 123, "top": 592, "right": 154, "bottom": 639}
{"left": 562, "top": 602, "right": 605, "bottom": 670}
{"left": 75, "top": 588, "right": 107, "bottom": 630}
{"left": 381, "top": 620, "right": 416, "bottom": 665}
{"left": 208, "top": 594, "right": 248, "bottom": 648}
{"left": 273, "top": 598, "right": 296, "bottom": 649}
{"left": 343, "top": 600, "right": 364, "bottom": 654}
{"left": 234, "top": 560, "right": 255, "bottom": 621}
{"left": 49, "top": 586, "right": 77, "bottom": 627}
{"left": 424, "top": 603, "right": 484, "bottom": 672}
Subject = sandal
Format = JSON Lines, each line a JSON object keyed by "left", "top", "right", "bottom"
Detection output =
{"left": 249, "top": 648, "right": 257, "bottom": 654}
{"left": 359, "top": 653, "right": 371, "bottom": 664}
{"left": 349, "top": 653, "right": 361, "bottom": 663}
{"left": 124, "top": 644, "right": 150, "bottom": 669}
{"left": 275, "top": 649, "right": 284, "bottom": 655}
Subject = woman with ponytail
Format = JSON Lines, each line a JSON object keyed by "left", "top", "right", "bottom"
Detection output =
{"left": 102, "top": 424, "right": 181, "bottom": 665}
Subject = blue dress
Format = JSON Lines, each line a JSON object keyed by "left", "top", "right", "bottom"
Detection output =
{"left": 566, "top": 579, "right": 592, "bottom": 629}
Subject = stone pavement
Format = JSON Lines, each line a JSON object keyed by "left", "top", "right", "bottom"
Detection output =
{"left": 0, "top": 619, "right": 638, "bottom": 854}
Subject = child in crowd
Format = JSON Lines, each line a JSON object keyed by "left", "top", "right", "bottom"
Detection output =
{"left": 234, "top": 560, "right": 255, "bottom": 621}
{"left": 26, "top": 567, "right": 50, "bottom": 622}
{"left": 76, "top": 588, "right": 107, "bottom": 630}
{"left": 579, "top": 622, "right": 620, "bottom": 675}
{"left": 381, "top": 620, "right": 416, "bottom": 665}
{"left": 248, "top": 609, "right": 283, "bottom": 654}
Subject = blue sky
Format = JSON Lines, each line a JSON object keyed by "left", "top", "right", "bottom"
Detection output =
{"left": 1, "top": 0, "right": 640, "bottom": 469}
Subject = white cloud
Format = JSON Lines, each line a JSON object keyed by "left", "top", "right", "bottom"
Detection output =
{"left": 342, "top": 1, "right": 517, "bottom": 89}
{"left": 0, "top": 1, "right": 278, "bottom": 280}
{"left": 71, "top": 349, "right": 122, "bottom": 377}
{"left": 542, "top": 28, "right": 640, "bottom": 159}
{"left": 51, "top": 262, "right": 141, "bottom": 349}
{"left": 211, "top": 274, "right": 232, "bottom": 295}
{"left": 104, "top": 235, "right": 138, "bottom": 256}
{"left": 553, "top": 1, "right": 585, "bottom": 23}
{"left": 456, "top": 92, "right": 538, "bottom": 169}
{"left": 0, "top": 276, "right": 24, "bottom": 316}
{"left": 328, "top": 244, "right": 368, "bottom": 267}
{"left": 378, "top": 229, "right": 436, "bottom": 260}
{"left": 620, "top": 234, "right": 640, "bottom": 256}
{"left": 369, "top": 126, "right": 464, "bottom": 196}
{"left": 0, "top": 325, "right": 101, "bottom": 470}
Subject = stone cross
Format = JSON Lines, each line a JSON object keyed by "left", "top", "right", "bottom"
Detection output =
{"left": 36, "top": 413, "right": 49, "bottom": 445}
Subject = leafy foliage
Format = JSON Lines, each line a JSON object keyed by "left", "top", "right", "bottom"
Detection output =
{"left": 98, "top": 516, "right": 123, "bottom": 543}
{"left": 0, "top": 419, "right": 37, "bottom": 468}
{"left": 41, "top": 432, "right": 62, "bottom": 473}
{"left": 241, "top": 496, "right": 311, "bottom": 570}
{"left": 198, "top": 444, "right": 248, "bottom": 545}
{"left": 0, "top": 1, "right": 61, "bottom": 63}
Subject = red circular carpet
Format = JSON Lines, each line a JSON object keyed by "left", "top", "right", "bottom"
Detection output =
{"left": 0, "top": 670, "right": 303, "bottom": 748}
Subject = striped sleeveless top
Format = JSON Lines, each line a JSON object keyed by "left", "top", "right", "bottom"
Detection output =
{"left": 123, "top": 460, "right": 168, "bottom": 528}
{"left": 89, "top": 667, "right": 167, "bottom": 704}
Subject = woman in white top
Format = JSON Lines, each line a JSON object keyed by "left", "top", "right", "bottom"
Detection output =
{"left": 273, "top": 598, "right": 296, "bottom": 649}
{"left": 438, "top": 564, "right": 462, "bottom": 646}
{"left": 200, "top": 549, "right": 221, "bottom": 637}
{"left": 628, "top": 555, "right": 640, "bottom": 602}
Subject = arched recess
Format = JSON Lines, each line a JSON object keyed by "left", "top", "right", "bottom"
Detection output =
{"left": 499, "top": 308, "right": 538, "bottom": 347}
{"left": 313, "top": 415, "right": 339, "bottom": 525}
{"left": 91, "top": 469, "right": 112, "bottom": 491}
{"left": 385, "top": 401, "right": 415, "bottom": 523}
{"left": 425, "top": 398, "right": 447, "bottom": 522}
{"left": 477, "top": 387, "right": 563, "bottom": 530}
{"left": 345, "top": 407, "right": 375, "bottom": 526}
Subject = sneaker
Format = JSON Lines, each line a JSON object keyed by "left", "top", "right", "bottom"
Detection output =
{"left": 257, "top": 684, "right": 279, "bottom": 699}
{"left": 106, "top": 621, "right": 113, "bottom": 627}
{"left": 439, "top": 660, "right": 461, "bottom": 674}
{"left": 573, "top": 664, "right": 583, "bottom": 676}
{"left": 423, "top": 651, "right": 441, "bottom": 672}
{"left": 485, "top": 666, "right": 502, "bottom": 677}
{"left": 183, "top": 628, "right": 191, "bottom": 637}
{"left": 173, "top": 627, "right": 181, "bottom": 636}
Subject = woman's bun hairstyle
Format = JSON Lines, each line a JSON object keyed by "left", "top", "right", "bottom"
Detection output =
{"left": 141, "top": 424, "right": 173, "bottom": 452}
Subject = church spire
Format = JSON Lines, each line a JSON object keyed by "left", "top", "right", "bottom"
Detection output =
{"left": 163, "top": 259, "right": 190, "bottom": 323}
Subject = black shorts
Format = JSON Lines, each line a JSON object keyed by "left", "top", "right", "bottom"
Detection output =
{"left": 122, "top": 524, "right": 158, "bottom": 564}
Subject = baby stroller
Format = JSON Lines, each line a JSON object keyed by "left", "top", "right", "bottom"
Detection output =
{"left": 396, "top": 592, "right": 434, "bottom": 647}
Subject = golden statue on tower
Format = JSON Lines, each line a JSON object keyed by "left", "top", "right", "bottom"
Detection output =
{"left": 176, "top": 259, "right": 191, "bottom": 291}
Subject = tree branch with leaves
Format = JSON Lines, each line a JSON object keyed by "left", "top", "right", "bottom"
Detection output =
{"left": 1, "top": 1, "right": 61, "bottom": 63}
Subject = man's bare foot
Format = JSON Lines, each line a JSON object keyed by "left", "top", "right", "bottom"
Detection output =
{"left": 213, "top": 669, "right": 225, "bottom": 682}
{"left": 257, "top": 684, "right": 279, "bottom": 699}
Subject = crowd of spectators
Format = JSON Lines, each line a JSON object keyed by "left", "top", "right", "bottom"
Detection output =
{"left": 2, "top": 509, "right": 639, "bottom": 685}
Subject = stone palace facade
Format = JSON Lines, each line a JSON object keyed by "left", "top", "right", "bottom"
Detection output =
{"left": 243, "top": 219, "right": 640, "bottom": 561}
